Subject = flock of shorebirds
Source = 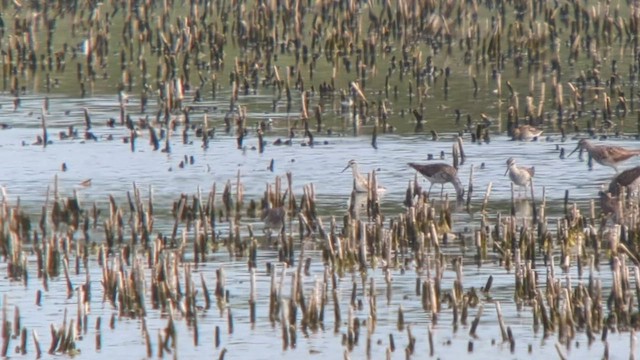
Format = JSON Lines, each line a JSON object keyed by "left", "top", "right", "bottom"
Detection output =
{"left": 261, "top": 132, "right": 640, "bottom": 234}
{"left": 342, "top": 159, "right": 465, "bottom": 200}
{"left": 340, "top": 137, "right": 640, "bottom": 214}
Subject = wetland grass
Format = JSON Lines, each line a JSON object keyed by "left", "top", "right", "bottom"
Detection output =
{"left": 2, "top": 0, "right": 640, "bottom": 358}
{"left": 8, "top": 173, "right": 624, "bottom": 357}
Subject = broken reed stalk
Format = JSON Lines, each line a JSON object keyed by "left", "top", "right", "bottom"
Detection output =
{"left": 466, "top": 165, "right": 474, "bottom": 209}
{"left": 249, "top": 268, "right": 256, "bottom": 326}
{"left": 33, "top": 330, "right": 41, "bottom": 359}
{"left": 469, "top": 304, "right": 483, "bottom": 338}
{"left": 496, "top": 302, "right": 508, "bottom": 342}
{"left": 481, "top": 182, "right": 493, "bottom": 212}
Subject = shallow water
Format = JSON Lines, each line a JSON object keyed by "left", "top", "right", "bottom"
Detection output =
{"left": 0, "top": 247, "right": 635, "bottom": 360}
{"left": 0, "top": 89, "right": 637, "bottom": 359}
{"left": 1, "top": 91, "right": 632, "bottom": 206}
{"left": 1, "top": 0, "right": 640, "bottom": 358}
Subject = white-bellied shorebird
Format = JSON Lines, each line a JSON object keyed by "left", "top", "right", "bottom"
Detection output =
{"left": 608, "top": 165, "right": 640, "bottom": 196}
{"left": 504, "top": 157, "right": 535, "bottom": 194}
{"left": 512, "top": 125, "right": 543, "bottom": 141}
{"left": 342, "top": 159, "right": 385, "bottom": 193}
{"left": 569, "top": 139, "right": 640, "bottom": 172}
{"left": 408, "top": 162, "right": 464, "bottom": 200}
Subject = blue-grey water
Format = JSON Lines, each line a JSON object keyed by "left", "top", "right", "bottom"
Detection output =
{"left": 0, "top": 90, "right": 637, "bottom": 359}
{"left": 0, "top": 0, "right": 639, "bottom": 357}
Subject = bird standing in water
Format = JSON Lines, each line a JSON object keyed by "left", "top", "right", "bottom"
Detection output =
{"left": 569, "top": 139, "right": 640, "bottom": 172}
{"left": 261, "top": 205, "right": 285, "bottom": 239}
{"left": 598, "top": 191, "right": 620, "bottom": 217}
{"left": 512, "top": 125, "right": 543, "bottom": 141}
{"left": 504, "top": 157, "right": 535, "bottom": 195}
{"left": 408, "top": 163, "right": 464, "bottom": 201}
{"left": 608, "top": 165, "right": 640, "bottom": 196}
{"left": 342, "top": 159, "right": 385, "bottom": 194}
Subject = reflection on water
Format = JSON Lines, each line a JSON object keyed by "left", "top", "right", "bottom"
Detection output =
{"left": 513, "top": 198, "right": 533, "bottom": 218}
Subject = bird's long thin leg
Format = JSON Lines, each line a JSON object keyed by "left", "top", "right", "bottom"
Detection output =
{"left": 440, "top": 184, "right": 444, "bottom": 198}
{"left": 427, "top": 183, "right": 434, "bottom": 197}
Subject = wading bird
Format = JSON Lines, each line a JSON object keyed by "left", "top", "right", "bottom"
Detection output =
{"left": 569, "top": 139, "right": 640, "bottom": 172}
{"left": 342, "top": 159, "right": 385, "bottom": 194}
{"left": 504, "top": 157, "right": 535, "bottom": 195}
{"left": 408, "top": 162, "right": 464, "bottom": 201}
{"left": 608, "top": 165, "right": 640, "bottom": 196}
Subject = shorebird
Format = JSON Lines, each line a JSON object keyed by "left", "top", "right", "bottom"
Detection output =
{"left": 261, "top": 205, "right": 285, "bottom": 237}
{"left": 408, "top": 163, "right": 464, "bottom": 200}
{"left": 598, "top": 191, "right": 621, "bottom": 219}
{"left": 512, "top": 125, "right": 543, "bottom": 141}
{"left": 569, "top": 139, "right": 640, "bottom": 172}
{"left": 504, "top": 157, "right": 535, "bottom": 195}
{"left": 608, "top": 165, "right": 640, "bottom": 196}
{"left": 341, "top": 159, "right": 385, "bottom": 193}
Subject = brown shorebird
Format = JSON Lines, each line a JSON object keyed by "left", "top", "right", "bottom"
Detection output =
{"left": 341, "top": 159, "right": 385, "bottom": 193}
{"left": 261, "top": 205, "right": 285, "bottom": 237}
{"left": 569, "top": 139, "right": 640, "bottom": 172}
{"left": 408, "top": 163, "right": 464, "bottom": 200}
{"left": 512, "top": 125, "right": 543, "bottom": 141}
{"left": 504, "top": 157, "right": 535, "bottom": 194}
{"left": 608, "top": 165, "right": 640, "bottom": 196}
{"left": 598, "top": 191, "right": 620, "bottom": 216}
